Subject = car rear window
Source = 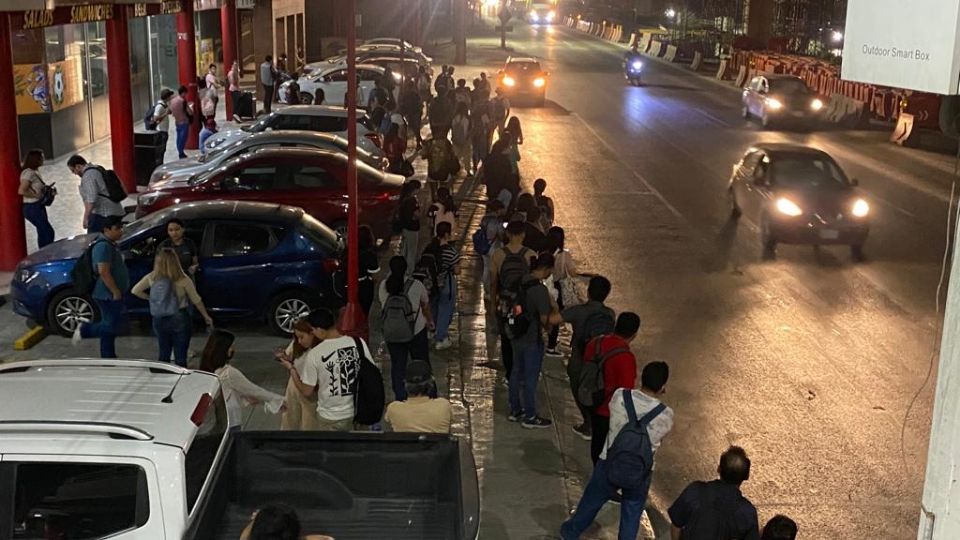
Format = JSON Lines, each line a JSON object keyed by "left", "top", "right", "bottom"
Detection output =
{"left": 9, "top": 462, "right": 149, "bottom": 538}
{"left": 300, "top": 214, "right": 340, "bottom": 253}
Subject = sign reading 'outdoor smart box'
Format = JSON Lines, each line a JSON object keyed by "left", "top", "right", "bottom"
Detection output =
{"left": 841, "top": 0, "right": 960, "bottom": 95}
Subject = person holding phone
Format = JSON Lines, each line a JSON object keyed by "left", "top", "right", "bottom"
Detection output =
{"left": 275, "top": 319, "right": 321, "bottom": 430}
{"left": 18, "top": 148, "right": 55, "bottom": 248}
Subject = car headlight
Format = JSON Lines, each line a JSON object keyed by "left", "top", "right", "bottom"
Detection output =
{"left": 533, "top": 77, "right": 546, "bottom": 88}
{"left": 631, "top": 60, "right": 643, "bottom": 70}
{"left": 17, "top": 268, "right": 39, "bottom": 284}
{"left": 775, "top": 197, "right": 803, "bottom": 217}
{"left": 851, "top": 198, "right": 870, "bottom": 217}
{"left": 810, "top": 98, "right": 824, "bottom": 111}
{"left": 766, "top": 98, "right": 783, "bottom": 110}
{"left": 503, "top": 75, "right": 516, "bottom": 87}
{"left": 530, "top": 11, "right": 539, "bottom": 21}
{"left": 138, "top": 192, "right": 167, "bottom": 207}
{"left": 546, "top": 10, "right": 556, "bottom": 20}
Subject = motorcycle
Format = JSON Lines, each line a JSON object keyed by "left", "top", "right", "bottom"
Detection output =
{"left": 624, "top": 59, "right": 643, "bottom": 86}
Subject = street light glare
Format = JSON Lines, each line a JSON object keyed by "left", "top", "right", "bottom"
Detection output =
{"left": 832, "top": 30, "right": 844, "bottom": 42}
{"left": 665, "top": 8, "right": 676, "bottom": 18}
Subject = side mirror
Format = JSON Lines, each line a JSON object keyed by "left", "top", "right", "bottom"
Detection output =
{"left": 850, "top": 178, "right": 859, "bottom": 186}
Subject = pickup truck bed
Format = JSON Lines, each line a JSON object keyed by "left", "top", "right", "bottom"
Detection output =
{"left": 185, "top": 431, "right": 480, "bottom": 540}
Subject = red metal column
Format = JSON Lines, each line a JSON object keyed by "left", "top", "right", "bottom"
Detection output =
{"left": 338, "top": 0, "right": 367, "bottom": 338}
{"left": 177, "top": 1, "right": 200, "bottom": 149}
{"left": 0, "top": 13, "right": 25, "bottom": 270}
{"left": 220, "top": 0, "right": 237, "bottom": 119}
{"left": 106, "top": 8, "right": 136, "bottom": 193}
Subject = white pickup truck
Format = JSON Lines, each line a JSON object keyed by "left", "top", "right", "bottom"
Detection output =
{"left": 0, "top": 359, "right": 479, "bottom": 540}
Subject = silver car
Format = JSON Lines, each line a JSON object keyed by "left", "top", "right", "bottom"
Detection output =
{"left": 150, "top": 131, "right": 388, "bottom": 188}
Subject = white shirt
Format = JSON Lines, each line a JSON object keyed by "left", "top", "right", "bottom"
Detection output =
{"left": 600, "top": 388, "right": 674, "bottom": 461}
{"left": 215, "top": 365, "right": 285, "bottom": 428}
{"left": 154, "top": 101, "right": 170, "bottom": 131}
{"left": 378, "top": 278, "right": 430, "bottom": 335}
{"left": 301, "top": 335, "right": 371, "bottom": 421}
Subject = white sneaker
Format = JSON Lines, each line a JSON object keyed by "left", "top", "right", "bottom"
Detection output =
{"left": 436, "top": 338, "right": 453, "bottom": 350}
{"left": 71, "top": 326, "right": 82, "bottom": 346}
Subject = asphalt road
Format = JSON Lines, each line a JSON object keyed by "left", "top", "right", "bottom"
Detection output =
{"left": 491, "top": 22, "right": 946, "bottom": 539}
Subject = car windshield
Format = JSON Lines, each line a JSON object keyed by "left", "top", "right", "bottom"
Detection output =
{"left": 508, "top": 62, "right": 542, "bottom": 75}
{"left": 121, "top": 210, "right": 169, "bottom": 241}
{"left": 769, "top": 78, "right": 809, "bottom": 94}
{"left": 243, "top": 113, "right": 276, "bottom": 133}
{"left": 770, "top": 155, "right": 850, "bottom": 190}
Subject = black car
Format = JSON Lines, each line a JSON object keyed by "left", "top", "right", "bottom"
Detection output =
{"left": 728, "top": 144, "right": 870, "bottom": 260}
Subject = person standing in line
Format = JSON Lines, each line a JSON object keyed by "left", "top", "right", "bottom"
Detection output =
{"left": 668, "top": 446, "right": 761, "bottom": 540}
{"left": 275, "top": 319, "right": 321, "bottom": 431}
{"left": 397, "top": 196, "right": 421, "bottom": 276}
{"left": 431, "top": 222, "right": 461, "bottom": 351}
{"left": 153, "top": 88, "right": 174, "bottom": 158}
{"left": 545, "top": 226, "right": 575, "bottom": 357}
{"left": 560, "top": 360, "right": 673, "bottom": 540}
{"left": 227, "top": 60, "right": 241, "bottom": 121}
{"left": 478, "top": 71, "right": 491, "bottom": 95}
{"left": 18, "top": 148, "right": 55, "bottom": 248}
{"left": 429, "top": 186, "right": 458, "bottom": 237}
{"left": 470, "top": 96, "right": 491, "bottom": 173}
{"left": 283, "top": 308, "right": 371, "bottom": 432}
{"left": 72, "top": 216, "right": 128, "bottom": 358}
{"left": 533, "top": 177, "right": 556, "bottom": 229}
{"left": 260, "top": 55, "right": 276, "bottom": 114}
{"left": 400, "top": 79, "right": 424, "bottom": 149}
{"left": 378, "top": 256, "right": 433, "bottom": 401}
{"left": 451, "top": 102, "right": 472, "bottom": 175}
{"left": 67, "top": 155, "right": 124, "bottom": 235}
{"left": 478, "top": 199, "right": 506, "bottom": 291}
{"left": 508, "top": 253, "right": 562, "bottom": 428}
{"left": 168, "top": 86, "right": 191, "bottom": 159}
{"left": 384, "top": 360, "right": 452, "bottom": 433}
{"left": 357, "top": 225, "right": 380, "bottom": 317}
{"left": 200, "top": 329, "right": 285, "bottom": 429}
{"left": 131, "top": 248, "right": 214, "bottom": 366}
{"left": 490, "top": 87, "right": 510, "bottom": 136}
{"left": 490, "top": 221, "right": 534, "bottom": 381}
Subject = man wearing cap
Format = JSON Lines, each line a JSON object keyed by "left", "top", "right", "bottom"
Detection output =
{"left": 384, "top": 360, "right": 452, "bottom": 433}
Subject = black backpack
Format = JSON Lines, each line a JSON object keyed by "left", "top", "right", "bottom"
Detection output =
{"left": 351, "top": 337, "right": 385, "bottom": 425}
{"left": 576, "top": 336, "right": 629, "bottom": 407}
{"left": 605, "top": 389, "right": 665, "bottom": 490}
{"left": 497, "top": 247, "right": 531, "bottom": 314}
{"left": 576, "top": 309, "right": 616, "bottom": 355}
{"left": 93, "top": 166, "right": 127, "bottom": 203}
{"left": 71, "top": 238, "right": 110, "bottom": 293}
{"left": 505, "top": 280, "right": 539, "bottom": 340}
{"left": 413, "top": 240, "right": 442, "bottom": 296}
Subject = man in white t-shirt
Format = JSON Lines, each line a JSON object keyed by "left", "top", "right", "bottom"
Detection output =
{"left": 284, "top": 308, "right": 371, "bottom": 431}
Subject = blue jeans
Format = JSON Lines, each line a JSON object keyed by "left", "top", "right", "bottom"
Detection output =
{"left": 153, "top": 310, "right": 192, "bottom": 366}
{"left": 385, "top": 328, "right": 430, "bottom": 400}
{"left": 508, "top": 342, "right": 544, "bottom": 419}
{"left": 175, "top": 122, "right": 190, "bottom": 158}
{"left": 560, "top": 459, "right": 650, "bottom": 540}
{"left": 80, "top": 299, "right": 127, "bottom": 358}
{"left": 23, "top": 202, "right": 54, "bottom": 247}
{"left": 432, "top": 275, "right": 457, "bottom": 342}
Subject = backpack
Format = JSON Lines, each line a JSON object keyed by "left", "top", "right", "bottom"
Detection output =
{"left": 576, "top": 309, "right": 616, "bottom": 354}
{"left": 413, "top": 241, "right": 442, "bottom": 296}
{"left": 93, "top": 166, "right": 127, "bottom": 203}
{"left": 472, "top": 226, "right": 492, "bottom": 255}
{"left": 504, "top": 280, "right": 539, "bottom": 340}
{"left": 576, "top": 337, "right": 629, "bottom": 407}
{"left": 352, "top": 337, "right": 385, "bottom": 425}
{"left": 70, "top": 238, "right": 109, "bottom": 293}
{"left": 497, "top": 247, "right": 531, "bottom": 314}
{"left": 381, "top": 280, "right": 418, "bottom": 343}
{"left": 605, "top": 389, "right": 666, "bottom": 490}
{"left": 143, "top": 101, "right": 162, "bottom": 130}
{"left": 149, "top": 277, "right": 180, "bottom": 318}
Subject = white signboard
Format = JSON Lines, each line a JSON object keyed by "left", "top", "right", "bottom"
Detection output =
{"left": 841, "top": 0, "right": 960, "bottom": 95}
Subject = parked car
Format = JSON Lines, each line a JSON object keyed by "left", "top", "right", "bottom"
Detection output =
{"left": 728, "top": 143, "right": 870, "bottom": 260}
{"left": 362, "top": 56, "right": 422, "bottom": 82}
{"left": 279, "top": 63, "right": 397, "bottom": 105}
{"left": 363, "top": 37, "right": 424, "bottom": 54}
{"left": 742, "top": 74, "right": 824, "bottom": 129}
{"left": 498, "top": 56, "right": 549, "bottom": 106}
{"left": 151, "top": 131, "right": 388, "bottom": 187}
{"left": 137, "top": 147, "right": 405, "bottom": 240}
{"left": 203, "top": 105, "right": 381, "bottom": 156}
{"left": 321, "top": 48, "right": 433, "bottom": 73}
{"left": 11, "top": 201, "right": 343, "bottom": 336}
{"left": 0, "top": 359, "right": 480, "bottom": 540}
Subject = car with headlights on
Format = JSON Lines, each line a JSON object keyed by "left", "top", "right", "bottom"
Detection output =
{"left": 11, "top": 201, "right": 343, "bottom": 336}
{"left": 728, "top": 144, "right": 870, "bottom": 260}
{"left": 528, "top": 3, "right": 557, "bottom": 24}
{"left": 742, "top": 74, "right": 824, "bottom": 129}
{"left": 498, "top": 56, "right": 549, "bottom": 106}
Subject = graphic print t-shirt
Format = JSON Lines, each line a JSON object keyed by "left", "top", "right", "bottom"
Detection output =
{"left": 300, "top": 335, "right": 371, "bottom": 421}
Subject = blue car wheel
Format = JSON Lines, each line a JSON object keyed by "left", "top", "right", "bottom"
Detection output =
{"left": 47, "top": 289, "right": 97, "bottom": 336}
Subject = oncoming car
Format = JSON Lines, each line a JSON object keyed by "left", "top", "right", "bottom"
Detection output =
{"left": 497, "top": 56, "right": 549, "bottom": 107}
{"left": 742, "top": 74, "right": 824, "bottom": 129}
{"left": 528, "top": 3, "right": 557, "bottom": 23}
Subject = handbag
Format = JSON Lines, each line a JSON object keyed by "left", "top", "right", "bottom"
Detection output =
{"left": 560, "top": 277, "right": 581, "bottom": 308}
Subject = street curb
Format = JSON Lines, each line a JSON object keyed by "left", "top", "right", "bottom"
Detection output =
{"left": 14, "top": 325, "right": 47, "bottom": 351}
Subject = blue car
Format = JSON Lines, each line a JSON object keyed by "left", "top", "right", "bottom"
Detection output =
{"left": 11, "top": 201, "right": 343, "bottom": 336}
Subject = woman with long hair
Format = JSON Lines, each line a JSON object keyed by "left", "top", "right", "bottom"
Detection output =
{"left": 378, "top": 256, "right": 433, "bottom": 400}
{"left": 18, "top": 148, "right": 55, "bottom": 248}
{"left": 545, "top": 226, "right": 578, "bottom": 357}
{"left": 200, "top": 329, "right": 284, "bottom": 428}
{"left": 429, "top": 186, "right": 458, "bottom": 237}
{"left": 131, "top": 248, "right": 213, "bottom": 366}
{"left": 506, "top": 116, "right": 523, "bottom": 145}
{"left": 276, "top": 319, "right": 320, "bottom": 430}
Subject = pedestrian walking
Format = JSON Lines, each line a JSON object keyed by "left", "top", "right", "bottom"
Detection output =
{"left": 204, "top": 63, "right": 222, "bottom": 118}
{"left": 260, "top": 55, "right": 276, "bottom": 114}
{"left": 400, "top": 79, "right": 424, "bottom": 149}
{"left": 423, "top": 135, "right": 459, "bottom": 198}
{"left": 507, "top": 252, "right": 561, "bottom": 428}
{"left": 152, "top": 88, "right": 174, "bottom": 158}
{"left": 200, "top": 329, "right": 285, "bottom": 429}
{"left": 429, "top": 88, "right": 454, "bottom": 139}
{"left": 72, "top": 216, "right": 128, "bottom": 358}
{"left": 276, "top": 319, "right": 321, "bottom": 431}
{"left": 283, "top": 308, "right": 372, "bottom": 432}
{"left": 131, "top": 248, "right": 214, "bottom": 366}
{"left": 397, "top": 196, "right": 421, "bottom": 275}
{"left": 384, "top": 360, "right": 452, "bottom": 433}
{"left": 168, "top": 86, "right": 192, "bottom": 159}
{"left": 451, "top": 102, "right": 472, "bottom": 175}
{"left": 561, "top": 275, "right": 615, "bottom": 439}
{"left": 431, "top": 222, "right": 461, "bottom": 351}
{"left": 560, "top": 360, "right": 673, "bottom": 540}
{"left": 227, "top": 60, "right": 241, "bottom": 121}
{"left": 18, "top": 148, "right": 55, "bottom": 248}
{"left": 67, "top": 155, "right": 124, "bottom": 235}
{"left": 668, "top": 446, "right": 761, "bottom": 540}
{"left": 490, "top": 221, "right": 535, "bottom": 381}
{"left": 546, "top": 226, "right": 576, "bottom": 356}
{"left": 379, "top": 256, "right": 433, "bottom": 400}
{"left": 199, "top": 118, "right": 218, "bottom": 153}
{"left": 761, "top": 515, "right": 798, "bottom": 540}
{"left": 534, "top": 178, "right": 556, "bottom": 229}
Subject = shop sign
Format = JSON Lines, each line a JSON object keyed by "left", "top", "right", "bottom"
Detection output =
{"left": 69, "top": 4, "right": 115, "bottom": 24}
{"left": 22, "top": 10, "right": 53, "bottom": 30}
{"left": 17, "top": 4, "right": 115, "bottom": 30}
{"left": 161, "top": 0, "right": 183, "bottom": 14}
{"left": 237, "top": 0, "right": 255, "bottom": 8}
{"left": 194, "top": 0, "right": 222, "bottom": 10}
{"left": 131, "top": 4, "right": 149, "bottom": 18}
{"left": 128, "top": 1, "right": 182, "bottom": 18}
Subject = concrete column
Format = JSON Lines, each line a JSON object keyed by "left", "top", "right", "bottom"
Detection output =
{"left": 454, "top": 0, "right": 466, "bottom": 64}
{"left": 177, "top": 2, "right": 200, "bottom": 149}
{"left": 106, "top": 8, "right": 136, "bottom": 193}
{"left": 221, "top": 0, "right": 238, "bottom": 118}
{"left": 0, "top": 13, "right": 25, "bottom": 270}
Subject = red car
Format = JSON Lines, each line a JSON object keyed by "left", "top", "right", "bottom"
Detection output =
{"left": 137, "top": 147, "right": 405, "bottom": 239}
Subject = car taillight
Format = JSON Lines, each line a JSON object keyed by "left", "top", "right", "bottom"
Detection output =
{"left": 323, "top": 258, "right": 341, "bottom": 273}
{"left": 375, "top": 190, "right": 400, "bottom": 201}
{"left": 190, "top": 393, "right": 213, "bottom": 426}
{"left": 364, "top": 132, "right": 383, "bottom": 148}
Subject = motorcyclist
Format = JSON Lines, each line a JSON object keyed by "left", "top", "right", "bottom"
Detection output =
{"left": 624, "top": 44, "right": 642, "bottom": 65}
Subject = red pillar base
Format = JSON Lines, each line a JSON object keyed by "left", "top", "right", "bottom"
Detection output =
{"left": 337, "top": 301, "right": 369, "bottom": 341}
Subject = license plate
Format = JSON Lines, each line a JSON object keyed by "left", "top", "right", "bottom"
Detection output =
{"left": 819, "top": 229, "right": 839, "bottom": 240}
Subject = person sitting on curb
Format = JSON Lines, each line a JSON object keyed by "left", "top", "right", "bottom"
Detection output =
{"left": 384, "top": 360, "right": 452, "bottom": 433}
